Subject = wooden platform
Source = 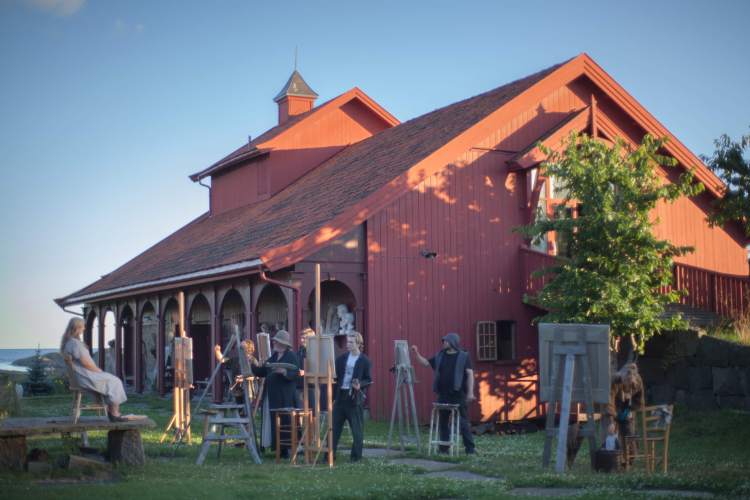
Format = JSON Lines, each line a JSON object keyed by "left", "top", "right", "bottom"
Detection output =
{"left": 0, "top": 416, "right": 154, "bottom": 470}
{"left": 0, "top": 416, "right": 155, "bottom": 437}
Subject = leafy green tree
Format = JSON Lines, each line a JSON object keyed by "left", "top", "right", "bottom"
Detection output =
{"left": 25, "top": 346, "right": 52, "bottom": 395}
{"left": 519, "top": 133, "right": 704, "bottom": 353}
{"left": 702, "top": 130, "right": 750, "bottom": 236}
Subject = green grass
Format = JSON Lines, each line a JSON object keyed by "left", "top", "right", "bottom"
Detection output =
{"left": 1, "top": 394, "right": 748, "bottom": 499}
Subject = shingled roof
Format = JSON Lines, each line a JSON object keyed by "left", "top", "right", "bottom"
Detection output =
{"left": 58, "top": 60, "right": 564, "bottom": 305}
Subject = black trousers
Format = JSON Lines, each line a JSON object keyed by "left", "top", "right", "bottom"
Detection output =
{"left": 437, "top": 393, "right": 475, "bottom": 453}
{"left": 332, "top": 390, "right": 364, "bottom": 461}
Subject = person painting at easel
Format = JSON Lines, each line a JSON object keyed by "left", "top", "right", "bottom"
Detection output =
{"left": 214, "top": 337, "right": 259, "bottom": 407}
{"left": 332, "top": 332, "right": 371, "bottom": 462}
{"left": 412, "top": 333, "right": 477, "bottom": 455}
{"left": 251, "top": 330, "right": 299, "bottom": 458}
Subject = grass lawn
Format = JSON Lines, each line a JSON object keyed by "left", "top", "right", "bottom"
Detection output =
{"left": 1, "top": 394, "right": 748, "bottom": 499}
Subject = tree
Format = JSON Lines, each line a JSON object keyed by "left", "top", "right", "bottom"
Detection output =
{"left": 519, "top": 133, "right": 704, "bottom": 353}
{"left": 703, "top": 130, "right": 750, "bottom": 236}
{"left": 25, "top": 345, "right": 52, "bottom": 396}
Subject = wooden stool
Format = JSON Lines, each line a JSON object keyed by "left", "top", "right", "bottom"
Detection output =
{"left": 271, "top": 408, "right": 309, "bottom": 463}
{"left": 196, "top": 403, "right": 257, "bottom": 465}
{"left": 427, "top": 403, "right": 460, "bottom": 456}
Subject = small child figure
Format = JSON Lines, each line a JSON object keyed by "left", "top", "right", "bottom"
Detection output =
{"left": 603, "top": 423, "right": 621, "bottom": 451}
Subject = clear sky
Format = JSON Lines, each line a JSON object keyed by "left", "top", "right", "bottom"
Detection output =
{"left": 1, "top": 0, "right": 748, "bottom": 348}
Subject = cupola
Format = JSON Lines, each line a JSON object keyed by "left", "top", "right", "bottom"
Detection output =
{"left": 273, "top": 70, "right": 318, "bottom": 125}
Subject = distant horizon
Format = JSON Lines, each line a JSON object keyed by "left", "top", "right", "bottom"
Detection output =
{"left": 1, "top": 0, "right": 748, "bottom": 349}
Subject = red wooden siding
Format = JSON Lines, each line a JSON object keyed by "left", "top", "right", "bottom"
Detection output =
{"left": 211, "top": 98, "right": 393, "bottom": 215}
{"left": 365, "top": 77, "right": 749, "bottom": 424}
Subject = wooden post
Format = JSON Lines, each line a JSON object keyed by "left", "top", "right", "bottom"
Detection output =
{"left": 115, "top": 315, "right": 123, "bottom": 379}
{"left": 98, "top": 307, "right": 106, "bottom": 368}
{"left": 135, "top": 304, "right": 143, "bottom": 393}
{"left": 555, "top": 353, "right": 575, "bottom": 474}
{"left": 314, "top": 263, "right": 321, "bottom": 450}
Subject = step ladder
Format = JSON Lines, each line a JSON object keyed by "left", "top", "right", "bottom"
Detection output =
{"left": 196, "top": 403, "right": 261, "bottom": 465}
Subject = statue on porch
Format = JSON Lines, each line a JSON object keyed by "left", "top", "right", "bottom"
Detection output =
{"left": 337, "top": 304, "right": 355, "bottom": 335}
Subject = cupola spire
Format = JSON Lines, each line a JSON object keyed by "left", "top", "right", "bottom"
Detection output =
{"left": 274, "top": 69, "right": 318, "bottom": 125}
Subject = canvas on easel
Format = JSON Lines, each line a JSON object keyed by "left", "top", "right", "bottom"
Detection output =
{"left": 538, "top": 323, "right": 610, "bottom": 473}
{"left": 257, "top": 332, "right": 271, "bottom": 364}
{"left": 387, "top": 340, "right": 420, "bottom": 451}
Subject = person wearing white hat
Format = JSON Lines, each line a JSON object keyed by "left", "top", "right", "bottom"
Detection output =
{"left": 251, "top": 329, "right": 300, "bottom": 458}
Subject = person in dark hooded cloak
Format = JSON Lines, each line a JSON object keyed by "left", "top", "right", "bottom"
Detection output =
{"left": 411, "top": 333, "right": 476, "bottom": 454}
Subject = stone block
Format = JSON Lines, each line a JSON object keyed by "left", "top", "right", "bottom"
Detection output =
{"left": 638, "top": 358, "right": 666, "bottom": 385}
{"left": 696, "top": 337, "right": 730, "bottom": 367}
{"left": 672, "top": 330, "right": 701, "bottom": 358}
{"left": 107, "top": 429, "right": 145, "bottom": 466}
{"left": 713, "top": 367, "right": 743, "bottom": 396}
{"left": 687, "top": 389, "right": 717, "bottom": 410}
{"left": 644, "top": 334, "right": 672, "bottom": 359}
{"left": 688, "top": 366, "right": 713, "bottom": 392}
{"left": 716, "top": 395, "right": 750, "bottom": 410}
{"left": 739, "top": 368, "right": 750, "bottom": 397}
{"left": 648, "top": 384, "right": 675, "bottom": 405}
{"left": 27, "top": 461, "right": 52, "bottom": 474}
{"left": 674, "top": 389, "right": 688, "bottom": 405}
{"left": 728, "top": 344, "right": 750, "bottom": 367}
{"left": 666, "top": 360, "right": 690, "bottom": 389}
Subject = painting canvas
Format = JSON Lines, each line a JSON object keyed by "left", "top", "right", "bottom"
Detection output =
{"left": 394, "top": 340, "right": 411, "bottom": 367}
{"left": 256, "top": 332, "right": 271, "bottom": 364}
{"left": 538, "top": 323, "right": 610, "bottom": 404}
{"left": 173, "top": 336, "right": 193, "bottom": 388}
{"left": 305, "top": 335, "right": 336, "bottom": 377}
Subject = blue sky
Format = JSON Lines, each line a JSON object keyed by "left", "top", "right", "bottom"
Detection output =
{"left": 1, "top": 0, "right": 748, "bottom": 348}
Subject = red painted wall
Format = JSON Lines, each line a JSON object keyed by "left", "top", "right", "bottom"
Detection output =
{"left": 364, "top": 79, "right": 748, "bottom": 424}
{"left": 211, "top": 98, "right": 393, "bottom": 215}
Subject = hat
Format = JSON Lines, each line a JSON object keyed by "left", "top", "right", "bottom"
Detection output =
{"left": 272, "top": 330, "right": 292, "bottom": 347}
{"left": 441, "top": 332, "right": 461, "bottom": 351}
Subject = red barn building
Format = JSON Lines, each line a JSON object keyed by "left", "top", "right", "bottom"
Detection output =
{"left": 56, "top": 54, "right": 749, "bottom": 423}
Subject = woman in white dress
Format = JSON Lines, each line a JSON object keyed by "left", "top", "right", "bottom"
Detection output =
{"left": 60, "top": 317, "right": 127, "bottom": 421}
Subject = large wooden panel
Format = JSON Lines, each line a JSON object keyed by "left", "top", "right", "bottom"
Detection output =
{"left": 538, "top": 323, "right": 610, "bottom": 404}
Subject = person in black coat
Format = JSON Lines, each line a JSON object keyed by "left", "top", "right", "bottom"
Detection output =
{"left": 412, "top": 333, "right": 476, "bottom": 455}
{"left": 251, "top": 329, "right": 299, "bottom": 458}
{"left": 332, "top": 332, "right": 371, "bottom": 462}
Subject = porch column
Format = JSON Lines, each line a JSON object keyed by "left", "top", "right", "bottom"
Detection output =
{"left": 115, "top": 317, "right": 123, "bottom": 378}
{"left": 211, "top": 288, "right": 221, "bottom": 403}
{"left": 247, "top": 281, "right": 257, "bottom": 341}
{"left": 135, "top": 301, "right": 143, "bottom": 393}
{"left": 97, "top": 306, "right": 106, "bottom": 368}
{"left": 157, "top": 299, "right": 165, "bottom": 396}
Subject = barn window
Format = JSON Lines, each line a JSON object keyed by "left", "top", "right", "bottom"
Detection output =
{"left": 496, "top": 320, "right": 516, "bottom": 361}
{"left": 476, "top": 321, "right": 497, "bottom": 361}
{"left": 476, "top": 320, "right": 517, "bottom": 362}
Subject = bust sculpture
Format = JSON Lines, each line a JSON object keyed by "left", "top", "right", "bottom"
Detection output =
{"left": 337, "top": 304, "right": 355, "bottom": 335}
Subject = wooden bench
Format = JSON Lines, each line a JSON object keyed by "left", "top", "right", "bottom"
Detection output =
{"left": 0, "top": 416, "right": 155, "bottom": 470}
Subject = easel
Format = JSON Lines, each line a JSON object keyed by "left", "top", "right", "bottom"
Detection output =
{"left": 541, "top": 328, "right": 599, "bottom": 473}
{"left": 387, "top": 340, "right": 420, "bottom": 451}
{"left": 160, "top": 291, "right": 192, "bottom": 446}
{"left": 298, "top": 263, "right": 335, "bottom": 467}
{"left": 193, "top": 323, "right": 262, "bottom": 464}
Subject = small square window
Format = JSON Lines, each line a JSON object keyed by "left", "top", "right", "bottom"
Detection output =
{"left": 476, "top": 320, "right": 516, "bottom": 362}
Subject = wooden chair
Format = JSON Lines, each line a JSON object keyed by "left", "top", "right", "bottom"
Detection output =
{"left": 63, "top": 354, "right": 108, "bottom": 423}
{"left": 642, "top": 404, "right": 674, "bottom": 473}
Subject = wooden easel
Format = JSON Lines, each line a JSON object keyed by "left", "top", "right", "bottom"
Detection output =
{"left": 193, "top": 324, "right": 262, "bottom": 464}
{"left": 542, "top": 331, "right": 598, "bottom": 473}
{"left": 387, "top": 340, "right": 420, "bottom": 451}
{"left": 300, "top": 360, "right": 334, "bottom": 466}
{"left": 297, "top": 263, "right": 335, "bottom": 467}
{"left": 160, "top": 291, "right": 192, "bottom": 446}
